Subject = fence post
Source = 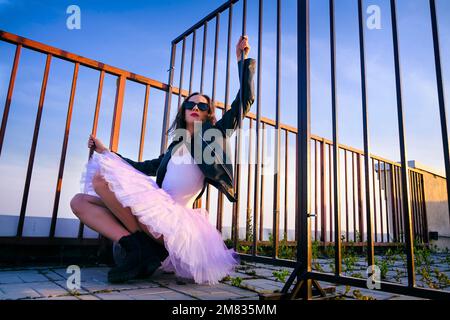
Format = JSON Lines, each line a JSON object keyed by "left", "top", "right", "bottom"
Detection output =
{"left": 110, "top": 75, "right": 126, "bottom": 152}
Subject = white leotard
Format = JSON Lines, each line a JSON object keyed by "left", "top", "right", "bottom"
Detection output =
{"left": 161, "top": 143, "right": 205, "bottom": 208}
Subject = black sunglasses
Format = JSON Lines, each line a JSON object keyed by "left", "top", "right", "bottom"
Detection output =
{"left": 184, "top": 100, "right": 209, "bottom": 112}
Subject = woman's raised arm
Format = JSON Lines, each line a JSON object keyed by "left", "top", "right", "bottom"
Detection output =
{"left": 214, "top": 36, "right": 256, "bottom": 136}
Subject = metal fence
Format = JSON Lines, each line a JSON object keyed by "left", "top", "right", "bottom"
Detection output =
{"left": 285, "top": 0, "right": 449, "bottom": 299}
{"left": 0, "top": 0, "right": 448, "bottom": 300}
{"left": 164, "top": 0, "right": 449, "bottom": 300}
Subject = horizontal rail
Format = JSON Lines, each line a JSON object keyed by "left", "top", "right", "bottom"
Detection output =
{"left": 0, "top": 30, "right": 172, "bottom": 90}
{"left": 172, "top": 0, "right": 240, "bottom": 44}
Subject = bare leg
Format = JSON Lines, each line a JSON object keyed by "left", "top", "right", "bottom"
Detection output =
{"left": 92, "top": 173, "right": 165, "bottom": 245}
{"left": 70, "top": 193, "right": 129, "bottom": 242}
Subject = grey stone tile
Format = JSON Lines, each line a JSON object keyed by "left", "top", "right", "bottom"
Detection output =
{"left": 128, "top": 294, "right": 165, "bottom": 300}
{"left": 231, "top": 294, "right": 260, "bottom": 300}
{"left": 40, "top": 270, "right": 65, "bottom": 281}
{"left": 50, "top": 268, "right": 70, "bottom": 279}
{"left": 353, "top": 288, "right": 397, "bottom": 300}
{"left": 389, "top": 295, "right": 428, "bottom": 300}
{"left": 158, "top": 291, "right": 197, "bottom": 300}
{"left": 76, "top": 294, "right": 101, "bottom": 300}
{"left": 51, "top": 266, "right": 110, "bottom": 281}
{"left": 312, "top": 264, "right": 334, "bottom": 273}
{"left": 334, "top": 285, "right": 398, "bottom": 300}
{"left": 52, "top": 267, "right": 160, "bottom": 293}
{"left": 54, "top": 280, "right": 89, "bottom": 295}
{"left": 225, "top": 270, "right": 256, "bottom": 279}
{"left": 33, "top": 296, "right": 80, "bottom": 300}
{"left": 27, "top": 281, "right": 70, "bottom": 298}
{"left": 249, "top": 268, "right": 280, "bottom": 278}
{"left": 17, "top": 271, "right": 49, "bottom": 283}
{"left": 433, "top": 265, "right": 450, "bottom": 272}
{"left": 207, "top": 282, "right": 259, "bottom": 297}
{"left": 95, "top": 292, "right": 135, "bottom": 300}
{"left": 153, "top": 284, "right": 216, "bottom": 299}
{"left": 0, "top": 272, "right": 23, "bottom": 284}
{"left": 81, "top": 276, "right": 160, "bottom": 294}
{"left": 152, "top": 279, "right": 259, "bottom": 300}
{"left": 197, "top": 291, "right": 243, "bottom": 300}
{"left": 0, "top": 283, "right": 41, "bottom": 300}
{"left": 123, "top": 287, "right": 173, "bottom": 295}
{"left": 239, "top": 279, "right": 285, "bottom": 294}
{"left": 123, "top": 288, "right": 176, "bottom": 300}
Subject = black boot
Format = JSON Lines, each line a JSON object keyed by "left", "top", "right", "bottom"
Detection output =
{"left": 107, "top": 232, "right": 155, "bottom": 283}
{"left": 135, "top": 231, "right": 169, "bottom": 278}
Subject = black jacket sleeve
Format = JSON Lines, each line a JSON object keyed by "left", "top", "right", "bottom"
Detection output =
{"left": 215, "top": 58, "right": 256, "bottom": 136}
{"left": 112, "top": 151, "right": 164, "bottom": 176}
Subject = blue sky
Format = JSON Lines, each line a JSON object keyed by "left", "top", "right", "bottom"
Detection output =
{"left": 0, "top": 0, "right": 449, "bottom": 238}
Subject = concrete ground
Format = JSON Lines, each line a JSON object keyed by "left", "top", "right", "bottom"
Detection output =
{"left": 1, "top": 257, "right": 446, "bottom": 300}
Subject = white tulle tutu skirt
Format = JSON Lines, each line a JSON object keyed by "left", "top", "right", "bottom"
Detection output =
{"left": 80, "top": 150, "right": 240, "bottom": 285}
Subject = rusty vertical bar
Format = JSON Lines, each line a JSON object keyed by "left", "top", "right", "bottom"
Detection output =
{"left": 16, "top": 53, "right": 52, "bottom": 237}
{"left": 378, "top": 160, "right": 384, "bottom": 243}
{"left": 330, "top": 0, "right": 341, "bottom": 275}
{"left": 418, "top": 172, "right": 425, "bottom": 242}
{"left": 429, "top": 0, "right": 450, "bottom": 224}
{"left": 289, "top": 0, "right": 312, "bottom": 299}
{"left": 329, "top": 143, "right": 333, "bottom": 243}
{"left": 204, "top": 185, "right": 210, "bottom": 212}
{"left": 216, "top": 186, "right": 223, "bottom": 232}
{"left": 284, "top": 130, "right": 289, "bottom": 241}
{"left": 358, "top": 0, "right": 375, "bottom": 267}
{"left": 357, "top": 153, "right": 364, "bottom": 242}
{"left": 394, "top": 166, "right": 400, "bottom": 241}
{"left": 49, "top": 62, "right": 79, "bottom": 238}
{"left": 294, "top": 129, "right": 298, "bottom": 243}
{"left": 396, "top": 166, "right": 404, "bottom": 242}
{"left": 0, "top": 44, "right": 21, "bottom": 157}
{"left": 393, "top": 166, "right": 402, "bottom": 242}
{"left": 416, "top": 172, "right": 424, "bottom": 242}
{"left": 177, "top": 37, "right": 186, "bottom": 109}
{"left": 160, "top": 43, "right": 177, "bottom": 153}
{"left": 189, "top": 30, "right": 196, "bottom": 95}
{"left": 383, "top": 161, "right": 390, "bottom": 242}
{"left": 419, "top": 173, "right": 429, "bottom": 243}
{"left": 413, "top": 172, "right": 420, "bottom": 241}
{"left": 390, "top": 0, "right": 416, "bottom": 286}
{"left": 320, "top": 140, "right": 326, "bottom": 243}
{"left": 415, "top": 172, "right": 423, "bottom": 242}
{"left": 109, "top": 75, "right": 126, "bottom": 152}
{"left": 252, "top": 0, "right": 263, "bottom": 256}
{"left": 344, "top": 151, "right": 349, "bottom": 242}
{"left": 410, "top": 171, "right": 417, "bottom": 241}
{"left": 246, "top": 119, "right": 253, "bottom": 241}
{"left": 372, "top": 158, "right": 378, "bottom": 242}
{"left": 208, "top": 13, "right": 220, "bottom": 216}
{"left": 79, "top": 70, "right": 104, "bottom": 239}
{"left": 396, "top": 166, "right": 402, "bottom": 242}
{"left": 352, "top": 152, "right": 357, "bottom": 242}
{"left": 232, "top": 0, "right": 247, "bottom": 250}
{"left": 219, "top": 3, "right": 232, "bottom": 239}
{"left": 200, "top": 22, "right": 208, "bottom": 94}
{"left": 211, "top": 14, "right": 220, "bottom": 105}
{"left": 260, "top": 122, "right": 266, "bottom": 242}
{"left": 138, "top": 84, "right": 150, "bottom": 162}
{"left": 271, "top": 0, "right": 281, "bottom": 259}
{"left": 390, "top": 163, "right": 398, "bottom": 242}
{"left": 417, "top": 172, "right": 425, "bottom": 242}
{"left": 314, "top": 140, "right": 318, "bottom": 241}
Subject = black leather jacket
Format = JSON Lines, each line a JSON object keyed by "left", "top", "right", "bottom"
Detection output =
{"left": 113, "top": 58, "right": 256, "bottom": 203}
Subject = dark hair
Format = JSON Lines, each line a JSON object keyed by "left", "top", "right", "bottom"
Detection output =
{"left": 166, "top": 92, "right": 217, "bottom": 138}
